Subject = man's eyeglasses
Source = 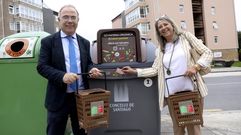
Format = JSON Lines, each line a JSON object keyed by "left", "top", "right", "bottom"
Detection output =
{"left": 61, "top": 15, "right": 78, "bottom": 21}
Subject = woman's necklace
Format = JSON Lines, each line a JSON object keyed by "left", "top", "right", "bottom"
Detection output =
{"left": 163, "top": 43, "right": 176, "bottom": 75}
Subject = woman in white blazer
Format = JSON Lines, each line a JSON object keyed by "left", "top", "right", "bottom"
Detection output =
{"left": 122, "top": 15, "right": 213, "bottom": 135}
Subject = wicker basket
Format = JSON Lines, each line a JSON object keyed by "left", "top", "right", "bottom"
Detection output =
{"left": 167, "top": 90, "right": 203, "bottom": 127}
{"left": 75, "top": 88, "right": 111, "bottom": 130}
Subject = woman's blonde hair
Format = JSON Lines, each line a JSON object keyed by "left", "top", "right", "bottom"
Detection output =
{"left": 155, "top": 15, "right": 183, "bottom": 52}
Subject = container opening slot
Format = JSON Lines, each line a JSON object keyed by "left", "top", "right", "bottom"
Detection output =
{"left": 10, "top": 41, "right": 24, "bottom": 52}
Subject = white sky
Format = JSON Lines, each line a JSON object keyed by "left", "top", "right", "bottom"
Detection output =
{"left": 43, "top": 0, "right": 241, "bottom": 42}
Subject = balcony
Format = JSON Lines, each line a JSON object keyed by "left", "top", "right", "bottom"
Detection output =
{"left": 192, "top": 5, "right": 202, "bottom": 13}
{"left": 14, "top": 0, "right": 42, "bottom": 9}
{"left": 192, "top": 0, "right": 202, "bottom": 6}
{"left": 194, "top": 21, "right": 204, "bottom": 28}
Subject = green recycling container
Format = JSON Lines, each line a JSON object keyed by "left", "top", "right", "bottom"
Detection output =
{"left": 0, "top": 32, "right": 50, "bottom": 135}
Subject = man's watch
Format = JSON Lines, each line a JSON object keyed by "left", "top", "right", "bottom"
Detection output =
{"left": 194, "top": 64, "right": 201, "bottom": 71}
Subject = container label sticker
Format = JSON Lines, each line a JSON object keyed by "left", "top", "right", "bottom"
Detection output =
{"left": 110, "top": 102, "right": 135, "bottom": 112}
{"left": 178, "top": 100, "right": 195, "bottom": 115}
{"left": 91, "top": 101, "right": 104, "bottom": 116}
{"left": 0, "top": 37, "right": 38, "bottom": 58}
{"left": 144, "top": 78, "right": 153, "bottom": 87}
{"left": 110, "top": 82, "right": 135, "bottom": 112}
{"left": 113, "top": 82, "right": 129, "bottom": 102}
{"left": 101, "top": 33, "right": 137, "bottom": 63}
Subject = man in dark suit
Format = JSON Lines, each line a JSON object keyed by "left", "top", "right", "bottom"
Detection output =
{"left": 37, "top": 4, "right": 101, "bottom": 135}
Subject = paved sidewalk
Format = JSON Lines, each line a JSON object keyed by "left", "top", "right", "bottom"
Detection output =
{"left": 160, "top": 67, "right": 241, "bottom": 135}
{"left": 161, "top": 110, "right": 241, "bottom": 135}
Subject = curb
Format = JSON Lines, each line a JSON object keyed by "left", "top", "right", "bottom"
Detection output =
{"left": 211, "top": 67, "right": 241, "bottom": 73}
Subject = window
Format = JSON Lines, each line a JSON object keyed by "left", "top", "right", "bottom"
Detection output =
{"left": 9, "top": 5, "right": 14, "bottom": 14}
{"left": 125, "top": 0, "right": 143, "bottom": 9}
{"left": 179, "top": 4, "right": 184, "bottom": 13}
{"left": 35, "top": 0, "right": 43, "bottom": 7}
{"left": 214, "top": 36, "right": 218, "bottom": 43}
{"left": 25, "top": 7, "right": 28, "bottom": 18}
{"left": 16, "top": 4, "right": 43, "bottom": 22}
{"left": 211, "top": 7, "right": 216, "bottom": 15}
{"left": 135, "top": 22, "right": 150, "bottom": 35}
{"left": 126, "top": 8, "right": 140, "bottom": 25}
{"left": 34, "top": 24, "right": 38, "bottom": 31}
{"left": 140, "top": 6, "right": 149, "bottom": 18}
{"left": 15, "top": 7, "right": 19, "bottom": 14}
{"left": 26, "top": 23, "right": 29, "bottom": 31}
{"left": 9, "top": 22, "right": 15, "bottom": 31}
{"left": 212, "top": 21, "right": 218, "bottom": 30}
{"left": 16, "top": 22, "right": 21, "bottom": 33}
{"left": 126, "top": 6, "right": 149, "bottom": 25}
{"left": 180, "top": 20, "right": 187, "bottom": 29}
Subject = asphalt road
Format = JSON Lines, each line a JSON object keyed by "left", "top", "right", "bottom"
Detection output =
{"left": 204, "top": 72, "right": 241, "bottom": 111}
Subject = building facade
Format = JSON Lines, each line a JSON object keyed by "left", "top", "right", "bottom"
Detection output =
{"left": 0, "top": 0, "right": 58, "bottom": 39}
{"left": 42, "top": 6, "right": 58, "bottom": 34}
{"left": 0, "top": 0, "right": 44, "bottom": 39}
{"left": 113, "top": 0, "right": 239, "bottom": 61}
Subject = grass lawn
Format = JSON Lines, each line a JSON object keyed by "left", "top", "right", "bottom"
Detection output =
{"left": 232, "top": 61, "right": 241, "bottom": 67}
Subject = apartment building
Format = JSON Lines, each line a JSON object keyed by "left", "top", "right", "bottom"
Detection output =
{"left": 0, "top": 0, "right": 58, "bottom": 39}
{"left": 112, "top": 0, "right": 239, "bottom": 61}
{"left": 0, "top": 0, "right": 44, "bottom": 39}
{"left": 42, "top": 6, "right": 59, "bottom": 34}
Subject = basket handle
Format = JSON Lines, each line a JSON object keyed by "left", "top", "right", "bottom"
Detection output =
{"left": 76, "top": 72, "right": 107, "bottom": 94}
{"left": 165, "top": 74, "right": 200, "bottom": 96}
{"left": 165, "top": 74, "right": 185, "bottom": 81}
